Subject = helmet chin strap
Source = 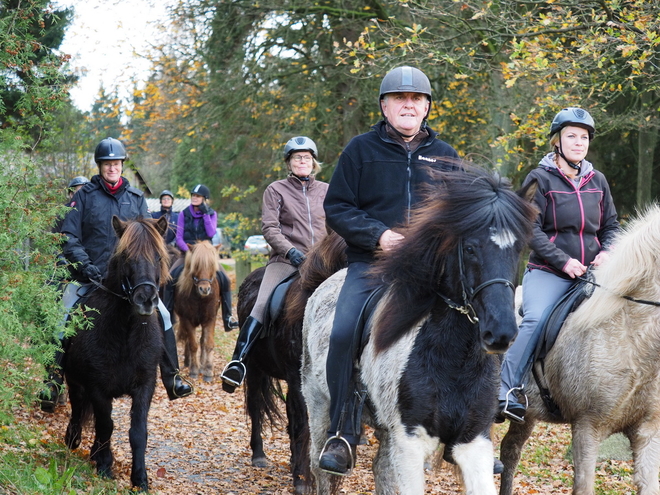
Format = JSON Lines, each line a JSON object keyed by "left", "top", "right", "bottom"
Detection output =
{"left": 384, "top": 118, "right": 426, "bottom": 140}
{"left": 555, "top": 142, "right": 582, "bottom": 175}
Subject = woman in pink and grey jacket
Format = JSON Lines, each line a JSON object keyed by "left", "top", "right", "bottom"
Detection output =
{"left": 221, "top": 136, "right": 329, "bottom": 393}
{"left": 497, "top": 108, "right": 619, "bottom": 423}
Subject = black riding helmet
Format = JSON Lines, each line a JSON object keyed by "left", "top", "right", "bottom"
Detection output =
{"left": 190, "top": 184, "right": 210, "bottom": 199}
{"left": 94, "top": 137, "right": 127, "bottom": 164}
{"left": 68, "top": 176, "right": 89, "bottom": 190}
{"left": 549, "top": 107, "right": 595, "bottom": 175}
{"left": 379, "top": 66, "right": 432, "bottom": 120}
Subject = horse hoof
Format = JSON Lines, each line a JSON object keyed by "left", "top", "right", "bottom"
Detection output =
{"left": 189, "top": 372, "right": 198, "bottom": 380}
{"left": 251, "top": 456, "right": 269, "bottom": 468}
{"left": 203, "top": 375, "right": 213, "bottom": 383}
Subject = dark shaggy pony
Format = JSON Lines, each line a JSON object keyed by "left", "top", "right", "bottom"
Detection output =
{"left": 301, "top": 166, "right": 537, "bottom": 494}
{"left": 64, "top": 216, "right": 170, "bottom": 492}
{"left": 174, "top": 240, "right": 222, "bottom": 382}
{"left": 237, "top": 231, "right": 347, "bottom": 495}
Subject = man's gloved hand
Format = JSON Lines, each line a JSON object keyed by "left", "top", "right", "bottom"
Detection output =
{"left": 198, "top": 202, "right": 213, "bottom": 215}
{"left": 286, "top": 247, "right": 306, "bottom": 267}
{"left": 82, "top": 264, "right": 102, "bottom": 283}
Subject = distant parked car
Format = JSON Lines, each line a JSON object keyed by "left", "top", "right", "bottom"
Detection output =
{"left": 212, "top": 228, "right": 231, "bottom": 258}
{"left": 244, "top": 235, "right": 271, "bottom": 256}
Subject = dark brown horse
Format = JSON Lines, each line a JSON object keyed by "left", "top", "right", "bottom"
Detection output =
{"left": 64, "top": 216, "right": 170, "bottom": 492}
{"left": 237, "top": 231, "right": 346, "bottom": 495}
{"left": 174, "top": 240, "right": 222, "bottom": 382}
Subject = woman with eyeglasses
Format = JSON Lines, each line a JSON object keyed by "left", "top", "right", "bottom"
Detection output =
{"left": 221, "top": 136, "right": 329, "bottom": 392}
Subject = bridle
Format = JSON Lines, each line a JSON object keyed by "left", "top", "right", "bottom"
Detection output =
{"left": 434, "top": 239, "right": 516, "bottom": 324}
{"left": 192, "top": 276, "right": 214, "bottom": 286}
{"left": 89, "top": 277, "right": 159, "bottom": 305}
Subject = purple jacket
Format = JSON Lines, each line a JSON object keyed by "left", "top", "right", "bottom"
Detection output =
{"left": 176, "top": 205, "right": 217, "bottom": 251}
{"left": 524, "top": 153, "right": 619, "bottom": 277}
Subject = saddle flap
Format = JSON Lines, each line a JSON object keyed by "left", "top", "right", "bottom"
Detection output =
{"left": 263, "top": 272, "right": 299, "bottom": 336}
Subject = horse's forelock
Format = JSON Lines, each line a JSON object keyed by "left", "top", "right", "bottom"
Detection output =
{"left": 115, "top": 219, "right": 170, "bottom": 283}
{"left": 179, "top": 241, "right": 219, "bottom": 294}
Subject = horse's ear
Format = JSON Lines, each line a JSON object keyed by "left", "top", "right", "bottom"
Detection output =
{"left": 517, "top": 179, "right": 538, "bottom": 204}
{"left": 155, "top": 216, "right": 168, "bottom": 236}
{"left": 112, "top": 216, "right": 127, "bottom": 238}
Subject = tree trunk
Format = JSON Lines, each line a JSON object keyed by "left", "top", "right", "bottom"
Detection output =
{"left": 636, "top": 93, "right": 658, "bottom": 207}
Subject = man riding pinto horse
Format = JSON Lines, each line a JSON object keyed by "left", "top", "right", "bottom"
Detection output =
{"left": 39, "top": 137, "right": 193, "bottom": 412}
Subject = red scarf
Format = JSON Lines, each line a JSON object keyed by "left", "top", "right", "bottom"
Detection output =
{"left": 104, "top": 177, "right": 124, "bottom": 195}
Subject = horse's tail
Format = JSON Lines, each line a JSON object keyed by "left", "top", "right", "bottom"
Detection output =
{"left": 284, "top": 230, "right": 347, "bottom": 327}
{"left": 244, "top": 369, "right": 285, "bottom": 428}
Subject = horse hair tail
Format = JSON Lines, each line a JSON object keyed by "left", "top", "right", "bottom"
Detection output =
{"left": 244, "top": 371, "right": 284, "bottom": 427}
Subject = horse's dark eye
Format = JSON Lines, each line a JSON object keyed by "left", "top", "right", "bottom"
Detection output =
{"left": 465, "top": 246, "right": 475, "bottom": 255}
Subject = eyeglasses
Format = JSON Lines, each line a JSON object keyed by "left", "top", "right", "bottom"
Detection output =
{"left": 291, "top": 155, "right": 313, "bottom": 163}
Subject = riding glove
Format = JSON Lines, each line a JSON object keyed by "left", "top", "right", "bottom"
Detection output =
{"left": 197, "top": 202, "right": 213, "bottom": 215}
{"left": 286, "top": 247, "right": 306, "bottom": 267}
{"left": 82, "top": 264, "right": 102, "bottom": 283}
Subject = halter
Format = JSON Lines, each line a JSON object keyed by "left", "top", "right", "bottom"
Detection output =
{"left": 435, "top": 239, "right": 516, "bottom": 324}
{"left": 193, "top": 276, "right": 214, "bottom": 286}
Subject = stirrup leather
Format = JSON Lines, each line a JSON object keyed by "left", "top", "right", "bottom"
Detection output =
{"left": 221, "top": 360, "right": 246, "bottom": 387}
{"left": 319, "top": 435, "right": 355, "bottom": 476}
{"left": 502, "top": 386, "right": 528, "bottom": 423}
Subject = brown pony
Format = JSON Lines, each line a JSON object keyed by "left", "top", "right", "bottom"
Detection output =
{"left": 174, "top": 240, "right": 222, "bottom": 382}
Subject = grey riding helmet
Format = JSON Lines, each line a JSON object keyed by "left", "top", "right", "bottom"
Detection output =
{"left": 379, "top": 66, "right": 432, "bottom": 118}
{"left": 94, "top": 137, "right": 127, "bottom": 163}
{"left": 190, "top": 184, "right": 210, "bottom": 199}
{"left": 283, "top": 136, "right": 318, "bottom": 160}
{"left": 159, "top": 190, "right": 174, "bottom": 200}
{"left": 68, "top": 176, "right": 89, "bottom": 189}
{"left": 549, "top": 108, "right": 595, "bottom": 140}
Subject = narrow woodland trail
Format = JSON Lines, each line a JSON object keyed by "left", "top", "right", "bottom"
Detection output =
{"left": 18, "top": 267, "right": 632, "bottom": 494}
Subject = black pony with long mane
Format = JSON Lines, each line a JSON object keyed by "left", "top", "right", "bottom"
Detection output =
{"left": 63, "top": 216, "right": 170, "bottom": 492}
{"left": 301, "top": 165, "right": 538, "bottom": 494}
{"left": 236, "top": 231, "right": 347, "bottom": 494}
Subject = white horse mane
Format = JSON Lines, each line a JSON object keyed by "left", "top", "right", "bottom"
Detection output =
{"left": 570, "top": 203, "right": 660, "bottom": 331}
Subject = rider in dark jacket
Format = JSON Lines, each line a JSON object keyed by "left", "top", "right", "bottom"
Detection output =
{"left": 151, "top": 190, "right": 178, "bottom": 245}
{"left": 319, "top": 66, "right": 459, "bottom": 475}
{"left": 39, "top": 137, "right": 192, "bottom": 412}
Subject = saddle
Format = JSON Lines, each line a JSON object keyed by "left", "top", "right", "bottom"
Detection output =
{"left": 261, "top": 272, "right": 299, "bottom": 337}
{"left": 530, "top": 275, "right": 595, "bottom": 418}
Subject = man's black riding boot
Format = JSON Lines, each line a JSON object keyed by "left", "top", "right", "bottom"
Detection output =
{"left": 221, "top": 316, "right": 262, "bottom": 393}
{"left": 217, "top": 270, "right": 238, "bottom": 332}
{"left": 39, "top": 348, "right": 66, "bottom": 413}
{"left": 160, "top": 326, "right": 193, "bottom": 400}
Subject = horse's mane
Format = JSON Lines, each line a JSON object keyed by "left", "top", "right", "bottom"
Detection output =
{"left": 371, "top": 164, "right": 538, "bottom": 352}
{"left": 570, "top": 203, "right": 660, "bottom": 330}
{"left": 283, "top": 230, "right": 347, "bottom": 328}
{"left": 114, "top": 218, "right": 170, "bottom": 285}
{"left": 177, "top": 241, "right": 220, "bottom": 295}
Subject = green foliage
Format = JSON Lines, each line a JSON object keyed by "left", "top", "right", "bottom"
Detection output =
{"left": 0, "top": 423, "right": 130, "bottom": 494}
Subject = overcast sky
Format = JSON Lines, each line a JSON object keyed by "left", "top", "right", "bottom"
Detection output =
{"left": 56, "top": 0, "right": 173, "bottom": 111}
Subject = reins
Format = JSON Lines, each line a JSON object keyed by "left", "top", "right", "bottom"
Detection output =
{"left": 435, "top": 239, "right": 516, "bottom": 324}
{"left": 576, "top": 275, "right": 660, "bottom": 307}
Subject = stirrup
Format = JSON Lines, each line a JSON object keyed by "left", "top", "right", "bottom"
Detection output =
{"left": 220, "top": 360, "right": 246, "bottom": 387}
{"left": 319, "top": 435, "right": 355, "bottom": 476}
{"left": 501, "top": 386, "right": 528, "bottom": 423}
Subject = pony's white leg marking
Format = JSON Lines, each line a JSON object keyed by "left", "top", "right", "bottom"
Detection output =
{"left": 452, "top": 435, "right": 497, "bottom": 495}
{"left": 388, "top": 425, "right": 438, "bottom": 494}
{"left": 630, "top": 423, "right": 660, "bottom": 495}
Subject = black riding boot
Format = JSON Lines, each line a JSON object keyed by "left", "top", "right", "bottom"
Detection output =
{"left": 39, "top": 347, "right": 66, "bottom": 413}
{"left": 220, "top": 316, "right": 262, "bottom": 393}
{"left": 217, "top": 270, "right": 238, "bottom": 332}
{"left": 160, "top": 326, "right": 193, "bottom": 400}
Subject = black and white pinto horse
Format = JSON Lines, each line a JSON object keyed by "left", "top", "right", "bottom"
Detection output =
{"left": 301, "top": 166, "right": 537, "bottom": 494}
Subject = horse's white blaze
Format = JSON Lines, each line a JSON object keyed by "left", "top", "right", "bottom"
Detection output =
{"left": 452, "top": 435, "right": 497, "bottom": 495}
{"left": 490, "top": 227, "right": 517, "bottom": 249}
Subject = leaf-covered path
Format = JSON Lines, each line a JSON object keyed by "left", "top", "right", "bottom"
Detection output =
{"left": 21, "top": 319, "right": 635, "bottom": 494}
